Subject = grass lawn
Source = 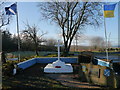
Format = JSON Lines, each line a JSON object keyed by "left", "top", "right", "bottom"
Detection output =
{"left": 2, "top": 64, "right": 68, "bottom": 89}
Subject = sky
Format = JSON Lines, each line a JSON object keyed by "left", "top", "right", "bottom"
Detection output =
{"left": 3, "top": 2, "right": 119, "bottom": 47}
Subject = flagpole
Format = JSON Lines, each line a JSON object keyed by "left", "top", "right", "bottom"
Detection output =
{"left": 103, "top": 5, "right": 109, "bottom": 62}
{"left": 16, "top": 2, "right": 20, "bottom": 61}
{"left": 103, "top": 17, "right": 109, "bottom": 61}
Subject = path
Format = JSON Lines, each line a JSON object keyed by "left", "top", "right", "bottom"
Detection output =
{"left": 45, "top": 74, "right": 102, "bottom": 89}
{"left": 22, "top": 64, "right": 103, "bottom": 88}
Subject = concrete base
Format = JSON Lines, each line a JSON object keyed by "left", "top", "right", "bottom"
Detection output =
{"left": 44, "top": 63, "right": 73, "bottom": 73}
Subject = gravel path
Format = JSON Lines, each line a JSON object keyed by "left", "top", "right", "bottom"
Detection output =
{"left": 12, "top": 63, "right": 104, "bottom": 89}
{"left": 45, "top": 74, "right": 102, "bottom": 89}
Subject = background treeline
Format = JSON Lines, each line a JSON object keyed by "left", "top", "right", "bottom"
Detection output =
{"left": 2, "top": 29, "right": 62, "bottom": 52}
{"left": 2, "top": 29, "right": 120, "bottom": 53}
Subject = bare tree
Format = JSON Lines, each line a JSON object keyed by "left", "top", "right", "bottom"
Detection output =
{"left": 107, "top": 32, "right": 112, "bottom": 49}
{"left": 45, "top": 38, "right": 63, "bottom": 46}
{"left": 90, "top": 36, "right": 105, "bottom": 50}
{"left": 74, "top": 32, "right": 81, "bottom": 51}
{"left": 38, "top": 2, "right": 103, "bottom": 56}
{"left": 22, "top": 24, "right": 47, "bottom": 56}
{"left": 0, "top": 2, "right": 11, "bottom": 29}
{"left": 45, "top": 38, "right": 57, "bottom": 46}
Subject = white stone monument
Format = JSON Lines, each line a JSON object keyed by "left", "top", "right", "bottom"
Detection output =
{"left": 13, "top": 64, "right": 17, "bottom": 75}
{"left": 44, "top": 40, "right": 73, "bottom": 73}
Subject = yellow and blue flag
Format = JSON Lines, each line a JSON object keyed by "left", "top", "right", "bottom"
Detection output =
{"left": 104, "top": 3, "right": 117, "bottom": 18}
{"left": 5, "top": 3, "right": 17, "bottom": 15}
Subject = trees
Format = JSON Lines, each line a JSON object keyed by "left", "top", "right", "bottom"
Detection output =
{"left": 73, "top": 32, "right": 81, "bottom": 51}
{"left": 2, "top": 30, "right": 17, "bottom": 51}
{"left": 45, "top": 38, "right": 58, "bottom": 46}
{"left": 22, "top": 24, "right": 47, "bottom": 56}
{"left": 38, "top": 2, "right": 102, "bottom": 56}
{"left": 0, "top": 2, "right": 11, "bottom": 29}
{"left": 0, "top": 2, "right": 12, "bottom": 63}
{"left": 2, "top": 29, "right": 18, "bottom": 63}
{"left": 90, "top": 36, "right": 105, "bottom": 50}
{"left": 0, "top": 2, "right": 12, "bottom": 55}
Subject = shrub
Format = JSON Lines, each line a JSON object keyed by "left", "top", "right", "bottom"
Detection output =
{"left": 78, "top": 54, "right": 93, "bottom": 63}
{"left": 16, "top": 67, "right": 24, "bottom": 74}
{"left": 2, "top": 61, "right": 14, "bottom": 76}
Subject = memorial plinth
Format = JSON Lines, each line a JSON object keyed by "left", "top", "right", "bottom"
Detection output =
{"left": 44, "top": 40, "right": 73, "bottom": 73}
{"left": 44, "top": 60, "right": 73, "bottom": 73}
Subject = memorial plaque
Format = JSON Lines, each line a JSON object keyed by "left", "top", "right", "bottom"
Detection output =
{"left": 89, "top": 68, "right": 100, "bottom": 77}
{"left": 104, "top": 69, "right": 110, "bottom": 77}
{"left": 82, "top": 66, "right": 87, "bottom": 72}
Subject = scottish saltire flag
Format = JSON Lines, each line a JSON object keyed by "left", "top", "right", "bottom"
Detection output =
{"left": 104, "top": 3, "right": 117, "bottom": 18}
{"left": 5, "top": 3, "right": 17, "bottom": 15}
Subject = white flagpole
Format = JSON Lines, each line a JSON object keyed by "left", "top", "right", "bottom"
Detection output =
{"left": 103, "top": 5, "right": 109, "bottom": 62}
{"left": 104, "top": 17, "right": 109, "bottom": 61}
{"left": 16, "top": 2, "right": 20, "bottom": 61}
{"left": 118, "top": 1, "right": 120, "bottom": 49}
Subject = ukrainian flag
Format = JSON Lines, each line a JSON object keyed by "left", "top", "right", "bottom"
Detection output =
{"left": 104, "top": 3, "right": 117, "bottom": 18}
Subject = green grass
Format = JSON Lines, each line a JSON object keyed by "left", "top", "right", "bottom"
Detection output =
{"left": 6, "top": 51, "right": 120, "bottom": 60}
{"left": 7, "top": 51, "right": 77, "bottom": 59}
{"left": 8, "top": 51, "right": 58, "bottom": 59}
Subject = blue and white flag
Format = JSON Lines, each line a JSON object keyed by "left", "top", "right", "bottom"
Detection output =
{"left": 5, "top": 3, "right": 17, "bottom": 15}
{"left": 97, "top": 59, "right": 110, "bottom": 67}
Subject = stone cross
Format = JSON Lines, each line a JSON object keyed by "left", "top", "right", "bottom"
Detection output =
{"left": 55, "top": 40, "right": 63, "bottom": 61}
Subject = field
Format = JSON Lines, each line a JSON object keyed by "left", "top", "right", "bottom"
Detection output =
{"left": 7, "top": 51, "right": 58, "bottom": 59}
{"left": 6, "top": 51, "right": 120, "bottom": 60}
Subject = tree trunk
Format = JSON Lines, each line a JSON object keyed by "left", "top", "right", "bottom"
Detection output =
{"left": 63, "top": 47, "right": 69, "bottom": 57}
{"left": 35, "top": 41, "right": 39, "bottom": 56}
{"left": 2, "top": 51, "right": 6, "bottom": 63}
{"left": 35, "top": 50, "right": 39, "bottom": 56}
{"left": 63, "top": 42, "right": 71, "bottom": 57}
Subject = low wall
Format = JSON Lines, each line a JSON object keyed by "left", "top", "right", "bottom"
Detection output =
{"left": 79, "top": 63, "right": 119, "bottom": 88}
{"left": 17, "top": 59, "right": 36, "bottom": 69}
{"left": 36, "top": 57, "right": 78, "bottom": 63}
{"left": 17, "top": 57, "right": 78, "bottom": 69}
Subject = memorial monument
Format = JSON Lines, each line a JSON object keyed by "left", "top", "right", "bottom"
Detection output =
{"left": 44, "top": 40, "right": 73, "bottom": 73}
